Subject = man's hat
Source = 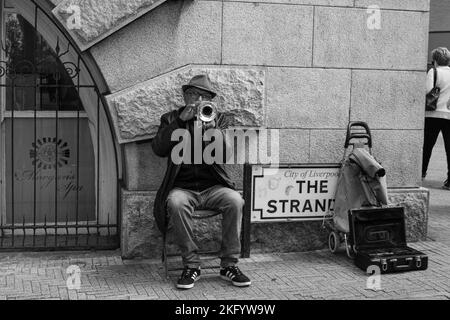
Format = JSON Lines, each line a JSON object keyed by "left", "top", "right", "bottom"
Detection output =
{"left": 182, "top": 74, "right": 217, "bottom": 98}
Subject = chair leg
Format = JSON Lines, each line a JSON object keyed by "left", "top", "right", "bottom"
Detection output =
{"left": 163, "top": 236, "right": 169, "bottom": 279}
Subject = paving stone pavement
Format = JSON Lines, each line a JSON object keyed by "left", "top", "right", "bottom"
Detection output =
{"left": 0, "top": 136, "right": 449, "bottom": 301}
{"left": 0, "top": 241, "right": 449, "bottom": 300}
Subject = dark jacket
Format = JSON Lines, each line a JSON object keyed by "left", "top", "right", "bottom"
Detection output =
{"left": 151, "top": 107, "right": 236, "bottom": 233}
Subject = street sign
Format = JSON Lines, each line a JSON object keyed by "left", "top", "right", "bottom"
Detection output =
{"left": 250, "top": 164, "right": 340, "bottom": 222}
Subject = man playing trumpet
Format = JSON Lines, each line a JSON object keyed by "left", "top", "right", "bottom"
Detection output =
{"left": 151, "top": 74, "right": 251, "bottom": 290}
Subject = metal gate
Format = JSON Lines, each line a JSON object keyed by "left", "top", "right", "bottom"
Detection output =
{"left": 0, "top": 0, "right": 119, "bottom": 250}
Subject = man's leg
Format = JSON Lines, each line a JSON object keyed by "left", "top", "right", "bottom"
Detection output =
{"left": 202, "top": 186, "right": 244, "bottom": 267}
{"left": 166, "top": 188, "right": 201, "bottom": 268}
{"left": 202, "top": 186, "right": 250, "bottom": 287}
{"left": 422, "top": 117, "right": 441, "bottom": 177}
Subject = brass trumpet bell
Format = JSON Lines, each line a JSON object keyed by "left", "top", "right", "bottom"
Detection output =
{"left": 198, "top": 101, "right": 218, "bottom": 123}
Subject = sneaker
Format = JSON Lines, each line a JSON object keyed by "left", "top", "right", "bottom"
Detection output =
{"left": 176, "top": 267, "right": 201, "bottom": 290}
{"left": 443, "top": 179, "right": 450, "bottom": 190}
{"left": 220, "top": 266, "right": 251, "bottom": 287}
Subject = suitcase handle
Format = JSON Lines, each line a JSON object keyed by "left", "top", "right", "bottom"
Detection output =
{"left": 345, "top": 121, "right": 373, "bottom": 149}
{"left": 391, "top": 258, "right": 414, "bottom": 270}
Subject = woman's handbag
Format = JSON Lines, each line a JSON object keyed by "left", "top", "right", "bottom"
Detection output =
{"left": 426, "top": 67, "right": 440, "bottom": 111}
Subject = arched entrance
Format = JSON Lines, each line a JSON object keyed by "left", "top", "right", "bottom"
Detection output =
{"left": 0, "top": 0, "right": 120, "bottom": 250}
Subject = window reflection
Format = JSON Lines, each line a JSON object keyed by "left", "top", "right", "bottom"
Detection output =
{"left": 5, "top": 13, "right": 82, "bottom": 111}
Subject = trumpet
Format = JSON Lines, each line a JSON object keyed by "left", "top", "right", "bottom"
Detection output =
{"left": 197, "top": 101, "right": 218, "bottom": 123}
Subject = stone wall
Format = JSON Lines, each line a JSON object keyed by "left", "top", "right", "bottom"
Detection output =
{"left": 121, "top": 188, "right": 429, "bottom": 259}
{"left": 52, "top": 0, "right": 431, "bottom": 258}
{"left": 52, "top": 0, "right": 169, "bottom": 51}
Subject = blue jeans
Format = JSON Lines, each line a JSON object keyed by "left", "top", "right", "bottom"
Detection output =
{"left": 166, "top": 186, "right": 244, "bottom": 269}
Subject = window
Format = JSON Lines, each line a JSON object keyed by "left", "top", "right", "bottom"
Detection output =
{"left": 4, "top": 12, "right": 82, "bottom": 112}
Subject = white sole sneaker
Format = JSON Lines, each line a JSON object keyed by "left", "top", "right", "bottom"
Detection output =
{"left": 177, "top": 275, "right": 201, "bottom": 290}
{"left": 220, "top": 275, "right": 251, "bottom": 287}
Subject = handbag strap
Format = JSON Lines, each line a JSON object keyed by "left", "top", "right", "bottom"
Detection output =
{"left": 433, "top": 66, "right": 438, "bottom": 89}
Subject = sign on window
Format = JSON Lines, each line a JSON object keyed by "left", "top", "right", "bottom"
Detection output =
{"left": 5, "top": 118, "right": 95, "bottom": 224}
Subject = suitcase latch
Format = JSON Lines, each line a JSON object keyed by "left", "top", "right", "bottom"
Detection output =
{"left": 381, "top": 259, "right": 388, "bottom": 271}
{"left": 415, "top": 256, "right": 422, "bottom": 268}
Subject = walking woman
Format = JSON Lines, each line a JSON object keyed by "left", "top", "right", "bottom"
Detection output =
{"left": 423, "top": 47, "right": 450, "bottom": 190}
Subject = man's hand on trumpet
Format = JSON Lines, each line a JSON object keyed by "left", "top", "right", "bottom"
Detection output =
{"left": 179, "top": 102, "right": 200, "bottom": 122}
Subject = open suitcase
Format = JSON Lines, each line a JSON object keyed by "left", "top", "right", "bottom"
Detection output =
{"left": 348, "top": 206, "right": 428, "bottom": 274}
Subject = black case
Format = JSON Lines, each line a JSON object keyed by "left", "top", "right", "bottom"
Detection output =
{"left": 349, "top": 206, "right": 428, "bottom": 274}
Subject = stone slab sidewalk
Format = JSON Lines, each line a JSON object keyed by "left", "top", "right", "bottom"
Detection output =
{"left": 0, "top": 241, "right": 449, "bottom": 300}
